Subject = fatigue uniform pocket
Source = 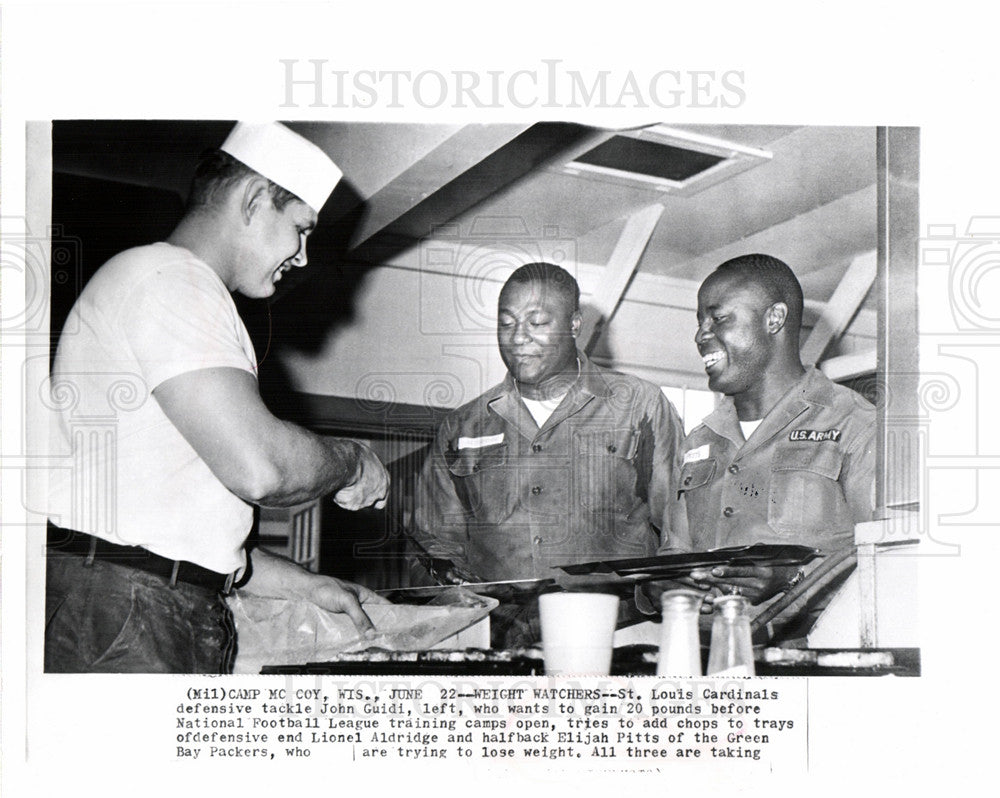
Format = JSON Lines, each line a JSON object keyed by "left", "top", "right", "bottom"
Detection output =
{"left": 676, "top": 458, "right": 719, "bottom": 545}
{"left": 575, "top": 427, "right": 639, "bottom": 515}
{"left": 446, "top": 444, "right": 515, "bottom": 524}
{"left": 768, "top": 445, "right": 851, "bottom": 540}
{"left": 678, "top": 458, "right": 718, "bottom": 496}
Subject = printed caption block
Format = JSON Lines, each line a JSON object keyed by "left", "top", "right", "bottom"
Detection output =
{"left": 173, "top": 677, "right": 807, "bottom": 770}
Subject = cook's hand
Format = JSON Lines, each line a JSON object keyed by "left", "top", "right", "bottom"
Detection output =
{"left": 334, "top": 443, "right": 390, "bottom": 511}
{"left": 308, "top": 575, "right": 390, "bottom": 636}
{"left": 688, "top": 564, "right": 800, "bottom": 606}
{"left": 429, "top": 558, "right": 483, "bottom": 586}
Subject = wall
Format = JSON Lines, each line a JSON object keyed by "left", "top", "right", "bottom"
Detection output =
{"left": 278, "top": 243, "right": 877, "bottom": 408}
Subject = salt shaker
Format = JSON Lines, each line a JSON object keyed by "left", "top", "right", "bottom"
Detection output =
{"left": 706, "top": 594, "right": 755, "bottom": 677}
{"left": 656, "top": 589, "right": 704, "bottom": 677}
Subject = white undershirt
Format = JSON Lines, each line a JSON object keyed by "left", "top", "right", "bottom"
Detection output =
{"left": 49, "top": 243, "right": 256, "bottom": 573}
{"left": 739, "top": 418, "right": 763, "bottom": 440}
{"left": 521, "top": 392, "right": 569, "bottom": 427}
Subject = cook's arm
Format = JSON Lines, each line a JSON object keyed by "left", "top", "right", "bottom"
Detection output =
{"left": 242, "top": 546, "right": 387, "bottom": 634}
{"left": 154, "top": 367, "right": 389, "bottom": 509}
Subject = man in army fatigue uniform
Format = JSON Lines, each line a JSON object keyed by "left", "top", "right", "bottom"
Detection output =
{"left": 672, "top": 253, "right": 876, "bottom": 610}
{"left": 411, "top": 263, "right": 686, "bottom": 643}
{"left": 412, "top": 262, "right": 686, "bottom": 585}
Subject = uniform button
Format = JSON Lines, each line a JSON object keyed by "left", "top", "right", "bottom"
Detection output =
{"left": 531, "top": 486, "right": 543, "bottom": 495}
{"left": 683, "top": 476, "right": 693, "bottom": 486}
{"left": 607, "top": 444, "right": 617, "bottom": 453}
{"left": 472, "top": 464, "right": 480, "bottom": 472}
{"left": 532, "top": 444, "right": 542, "bottom": 453}
{"left": 533, "top": 537, "right": 542, "bottom": 546}
{"left": 728, "top": 464, "right": 739, "bottom": 474}
{"left": 723, "top": 506, "right": 735, "bottom": 517}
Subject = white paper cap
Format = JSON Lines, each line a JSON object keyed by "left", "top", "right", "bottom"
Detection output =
{"left": 220, "top": 122, "right": 342, "bottom": 213}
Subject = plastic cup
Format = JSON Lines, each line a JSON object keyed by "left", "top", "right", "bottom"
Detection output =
{"left": 538, "top": 592, "right": 620, "bottom": 676}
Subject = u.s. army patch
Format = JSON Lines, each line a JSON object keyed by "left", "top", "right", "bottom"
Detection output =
{"left": 789, "top": 428, "right": 842, "bottom": 442}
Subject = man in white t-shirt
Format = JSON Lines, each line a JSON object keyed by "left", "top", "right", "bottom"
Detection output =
{"left": 46, "top": 122, "right": 390, "bottom": 673}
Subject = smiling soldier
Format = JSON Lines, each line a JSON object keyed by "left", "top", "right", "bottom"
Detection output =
{"left": 46, "top": 122, "right": 390, "bottom": 673}
{"left": 673, "top": 253, "right": 876, "bottom": 611}
{"left": 410, "top": 262, "right": 686, "bottom": 596}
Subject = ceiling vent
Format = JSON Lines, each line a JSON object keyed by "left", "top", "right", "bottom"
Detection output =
{"left": 561, "top": 125, "right": 772, "bottom": 197}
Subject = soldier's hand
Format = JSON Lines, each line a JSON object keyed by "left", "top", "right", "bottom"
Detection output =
{"left": 689, "top": 564, "right": 800, "bottom": 606}
{"left": 334, "top": 443, "right": 390, "bottom": 511}
{"left": 429, "top": 558, "right": 483, "bottom": 586}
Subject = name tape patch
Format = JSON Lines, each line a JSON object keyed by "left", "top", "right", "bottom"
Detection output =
{"left": 789, "top": 428, "right": 841, "bottom": 442}
{"left": 683, "top": 444, "right": 710, "bottom": 464}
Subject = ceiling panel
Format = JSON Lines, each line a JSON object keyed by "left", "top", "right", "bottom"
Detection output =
{"left": 433, "top": 125, "right": 877, "bottom": 299}
{"left": 288, "top": 122, "right": 463, "bottom": 198}
{"left": 52, "top": 120, "right": 879, "bottom": 309}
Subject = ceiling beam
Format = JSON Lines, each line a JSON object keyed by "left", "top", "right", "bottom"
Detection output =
{"left": 346, "top": 124, "right": 535, "bottom": 250}
{"left": 346, "top": 123, "right": 610, "bottom": 267}
{"left": 800, "top": 249, "right": 877, "bottom": 366}
{"left": 579, "top": 203, "right": 664, "bottom": 355}
{"left": 664, "top": 185, "right": 876, "bottom": 286}
{"left": 819, "top": 349, "right": 877, "bottom": 382}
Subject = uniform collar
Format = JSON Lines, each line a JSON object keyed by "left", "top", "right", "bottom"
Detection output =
{"left": 488, "top": 350, "right": 605, "bottom": 437}
{"left": 702, "top": 368, "right": 827, "bottom": 454}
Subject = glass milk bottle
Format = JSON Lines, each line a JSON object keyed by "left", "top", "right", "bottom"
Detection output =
{"left": 656, "top": 589, "right": 704, "bottom": 677}
{"left": 706, "top": 594, "right": 756, "bottom": 677}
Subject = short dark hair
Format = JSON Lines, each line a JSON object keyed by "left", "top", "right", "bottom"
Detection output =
{"left": 185, "top": 149, "right": 301, "bottom": 214}
{"left": 713, "top": 253, "right": 804, "bottom": 330}
{"left": 501, "top": 262, "right": 580, "bottom": 312}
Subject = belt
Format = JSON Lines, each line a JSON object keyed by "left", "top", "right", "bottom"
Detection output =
{"left": 47, "top": 525, "right": 237, "bottom": 595}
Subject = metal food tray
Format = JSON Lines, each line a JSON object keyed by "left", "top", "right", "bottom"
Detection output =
{"left": 556, "top": 543, "right": 822, "bottom": 578}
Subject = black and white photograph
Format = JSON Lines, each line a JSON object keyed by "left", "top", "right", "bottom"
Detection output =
{"left": 2, "top": 2, "right": 997, "bottom": 796}
{"left": 39, "top": 120, "right": 919, "bottom": 678}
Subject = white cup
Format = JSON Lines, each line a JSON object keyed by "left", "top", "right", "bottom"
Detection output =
{"left": 538, "top": 592, "right": 620, "bottom": 676}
